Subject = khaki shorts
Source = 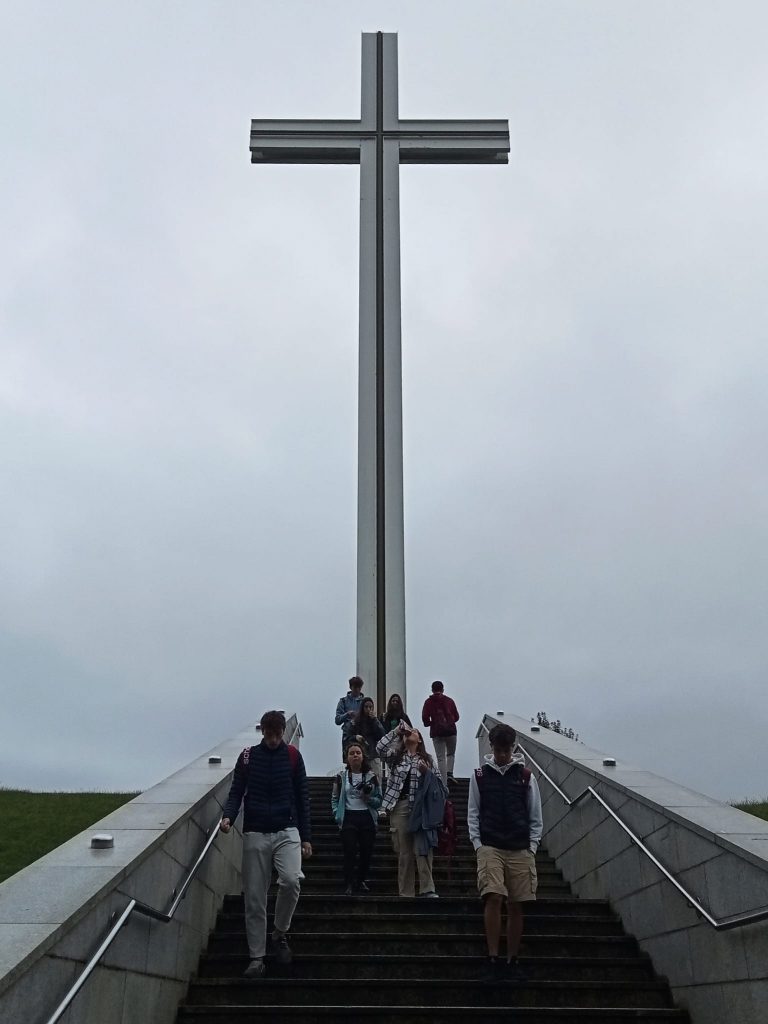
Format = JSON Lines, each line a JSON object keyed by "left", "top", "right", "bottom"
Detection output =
{"left": 476, "top": 845, "right": 537, "bottom": 902}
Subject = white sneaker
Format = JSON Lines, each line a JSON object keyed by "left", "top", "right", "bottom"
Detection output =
{"left": 243, "top": 958, "right": 265, "bottom": 979}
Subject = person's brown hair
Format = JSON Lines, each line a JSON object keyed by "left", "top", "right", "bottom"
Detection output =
{"left": 396, "top": 728, "right": 433, "bottom": 769}
{"left": 344, "top": 742, "right": 372, "bottom": 775}
{"left": 260, "top": 710, "right": 286, "bottom": 734}
{"left": 488, "top": 723, "right": 517, "bottom": 749}
{"left": 353, "top": 697, "right": 377, "bottom": 733}
{"left": 385, "top": 694, "right": 405, "bottom": 717}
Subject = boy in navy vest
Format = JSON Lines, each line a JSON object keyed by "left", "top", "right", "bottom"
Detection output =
{"left": 467, "top": 723, "right": 543, "bottom": 979}
{"left": 220, "top": 710, "right": 312, "bottom": 979}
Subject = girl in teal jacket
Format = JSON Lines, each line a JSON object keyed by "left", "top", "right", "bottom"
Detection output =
{"left": 331, "top": 743, "right": 382, "bottom": 895}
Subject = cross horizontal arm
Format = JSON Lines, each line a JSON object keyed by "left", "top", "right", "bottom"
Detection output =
{"left": 396, "top": 120, "right": 509, "bottom": 164}
{"left": 251, "top": 119, "right": 369, "bottom": 164}
{"left": 251, "top": 117, "right": 509, "bottom": 165}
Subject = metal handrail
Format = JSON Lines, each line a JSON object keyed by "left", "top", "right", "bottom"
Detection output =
{"left": 45, "top": 718, "right": 304, "bottom": 1023}
{"left": 477, "top": 721, "right": 768, "bottom": 931}
{"left": 45, "top": 815, "right": 223, "bottom": 1024}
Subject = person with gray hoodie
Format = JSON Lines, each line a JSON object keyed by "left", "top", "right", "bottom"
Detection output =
{"left": 334, "top": 675, "right": 366, "bottom": 755}
{"left": 468, "top": 723, "right": 543, "bottom": 981}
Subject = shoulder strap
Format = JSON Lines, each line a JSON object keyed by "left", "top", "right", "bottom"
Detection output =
{"left": 245, "top": 744, "right": 298, "bottom": 772}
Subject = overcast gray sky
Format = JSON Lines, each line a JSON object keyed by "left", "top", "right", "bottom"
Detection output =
{"left": 2, "top": 1, "right": 766, "bottom": 801}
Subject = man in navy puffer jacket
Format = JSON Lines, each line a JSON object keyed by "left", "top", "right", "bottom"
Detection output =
{"left": 220, "top": 710, "right": 312, "bottom": 979}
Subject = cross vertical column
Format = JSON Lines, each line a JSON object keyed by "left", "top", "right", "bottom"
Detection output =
{"left": 357, "top": 32, "right": 405, "bottom": 714}
{"left": 248, "top": 31, "right": 508, "bottom": 721}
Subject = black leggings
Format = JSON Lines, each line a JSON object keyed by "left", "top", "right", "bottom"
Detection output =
{"left": 341, "top": 810, "right": 376, "bottom": 885}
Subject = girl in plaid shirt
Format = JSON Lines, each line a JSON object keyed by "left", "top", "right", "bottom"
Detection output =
{"left": 377, "top": 723, "right": 440, "bottom": 897}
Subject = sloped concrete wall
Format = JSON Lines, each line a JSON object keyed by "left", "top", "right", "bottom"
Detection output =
{"left": 478, "top": 713, "right": 768, "bottom": 1024}
{"left": 0, "top": 715, "right": 301, "bottom": 1024}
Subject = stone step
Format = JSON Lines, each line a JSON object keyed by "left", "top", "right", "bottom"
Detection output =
{"left": 304, "top": 846, "right": 554, "bottom": 862}
{"left": 179, "top": 778, "right": 686, "bottom": 1022}
{"left": 299, "top": 880, "right": 567, "bottom": 892}
{"left": 179, "top": 1007, "right": 687, "bottom": 1024}
{"left": 196, "top": 953, "right": 656, "bottom": 983}
{"left": 207, "top": 931, "right": 640, "bottom": 959}
{"left": 227, "top": 894, "right": 613, "bottom": 918}
{"left": 255, "top": 880, "right": 572, "bottom": 896}
{"left": 182, "top": 977, "right": 674, "bottom": 1009}
{"left": 296, "top": 854, "right": 559, "bottom": 875}
{"left": 213, "top": 912, "right": 626, "bottom": 937}
{"left": 279, "top": 849, "right": 558, "bottom": 869}
{"left": 297, "top": 865, "right": 564, "bottom": 881}
{"left": 297, "top": 872, "right": 554, "bottom": 888}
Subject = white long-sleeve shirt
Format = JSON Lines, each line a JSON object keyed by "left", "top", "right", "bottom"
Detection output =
{"left": 467, "top": 752, "right": 543, "bottom": 853}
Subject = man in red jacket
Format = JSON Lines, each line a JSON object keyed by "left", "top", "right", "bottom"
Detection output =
{"left": 421, "top": 680, "right": 460, "bottom": 788}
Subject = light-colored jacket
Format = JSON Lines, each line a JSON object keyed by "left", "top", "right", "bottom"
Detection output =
{"left": 331, "top": 767, "right": 382, "bottom": 827}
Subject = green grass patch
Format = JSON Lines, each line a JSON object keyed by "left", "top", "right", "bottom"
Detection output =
{"left": 732, "top": 799, "right": 768, "bottom": 822}
{"left": 0, "top": 789, "right": 139, "bottom": 884}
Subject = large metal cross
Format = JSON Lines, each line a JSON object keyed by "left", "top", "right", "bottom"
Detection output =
{"left": 250, "top": 32, "right": 509, "bottom": 714}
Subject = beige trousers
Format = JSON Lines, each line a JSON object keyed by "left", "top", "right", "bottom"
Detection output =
{"left": 389, "top": 798, "right": 435, "bottom": 897}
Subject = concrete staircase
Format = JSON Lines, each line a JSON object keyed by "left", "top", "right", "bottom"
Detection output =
{"left": 177, "top": 776, "right": 689, "bottom": 1023}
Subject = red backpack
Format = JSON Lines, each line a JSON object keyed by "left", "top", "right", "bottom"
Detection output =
{"left": 436, "top": 798, "right": 457, "bottom": 859}
{"left": 430, "top": 697, "right": 454, "bottom": 735}
{"left": 243, "top": 744, "right": 299, "bottom": 773}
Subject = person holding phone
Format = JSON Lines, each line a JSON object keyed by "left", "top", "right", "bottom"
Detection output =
{"left": 377, "top": 723, "right": 440, "bottom": 898}
{"left": 348, "top": 697, "right": 385, "bottom": 779}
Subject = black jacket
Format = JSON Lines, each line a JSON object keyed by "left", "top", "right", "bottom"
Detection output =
{"left": 222, "top": 740, "right": 311, "bottom": 841}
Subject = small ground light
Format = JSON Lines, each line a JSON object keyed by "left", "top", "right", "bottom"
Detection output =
{"left": 208, "top": 755, "right": 222, "bottom": 764}
{"left": 496, "top": 710, "right": 504, "bottom": 716}
{"left": 90, "top": 834, "right": 114, "bottom": 849}
{"left": 603, "top": 757, "right": 617, "bottom": 767}
{"left": 530, "top": 725, "right": 540, "bottom": 732}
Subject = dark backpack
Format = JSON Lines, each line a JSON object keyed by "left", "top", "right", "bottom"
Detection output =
{"left": 430, "top": 698, "right": 454, "bottom": 735}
